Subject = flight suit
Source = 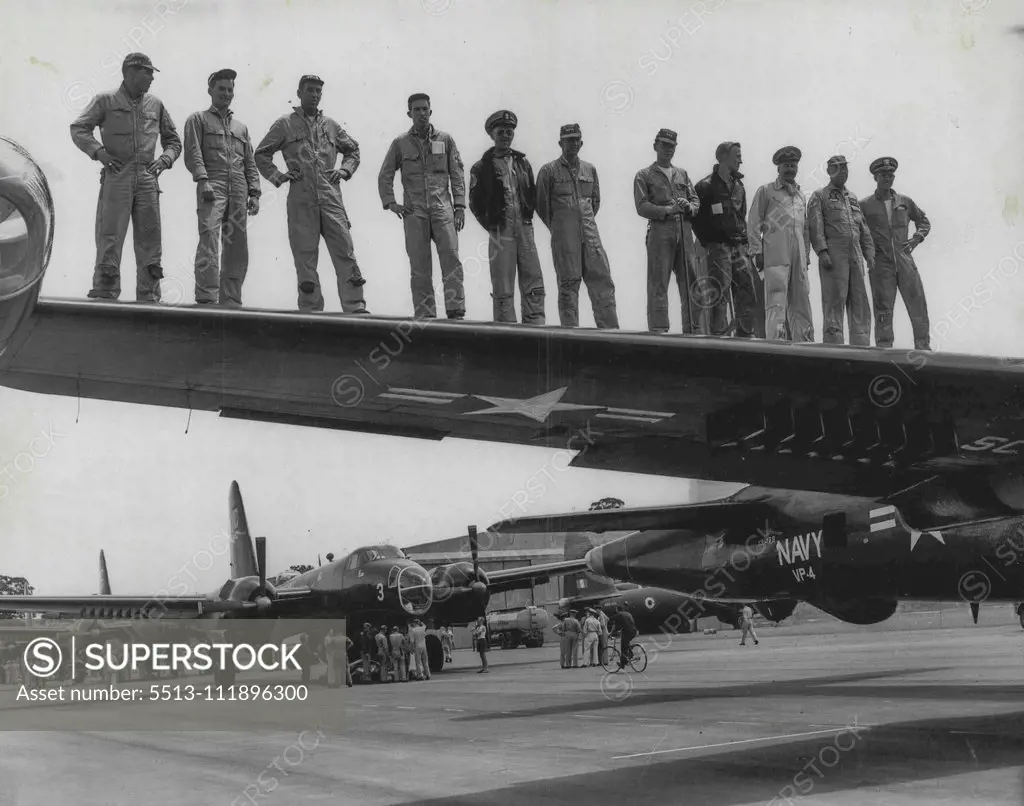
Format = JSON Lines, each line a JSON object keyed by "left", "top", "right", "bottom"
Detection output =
{"left": 469, "top": 150, "right": 546, "bottom": 324}
{"left": 633, "top": 163, "right": 707, "bottom": 334}
{"left": 859, "top": 190, "right": 931, "bottom": 349}
{"left": 375, "top": 630, "right": 390, "bottom": 682}
{"left": 182, "top": 106, "right": 260, "bottom": 305}
{"left": 70, "top": 83, "right": 181, "bottom": 301}
{"left": 563, "top": 615, "right": 581, "bottom": 668}
{"left": 324, "top": 632, "right": 346, "bottom": 687}
{"left": 254, "top": 107, "right": 367, "bottom": 313}
{"left": 747, "top": 179, "right": 815, "bottom": 341}
{"left": 807, "top": 185, "right": 875, "bottom": 345}
{"left": 536, "top": 157, "right": 618, "bottom": 328}
{"left": 409, "top": 622, "right": 431, "bottom": 680}
{"left": 389, "top": 629, "right": 407, "bottom": 682}
{"left": 378, "top": 125, "right": 466, "bottom": 318}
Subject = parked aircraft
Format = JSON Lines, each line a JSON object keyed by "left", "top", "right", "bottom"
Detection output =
{"left": 3, "top": 139, "right": 1024, "bottom": 633}
{"left": 0, "top": 483, "right": 582, "bottom": 676}
{"left": 557, "top": 532, "right": 797, "bottom": 632}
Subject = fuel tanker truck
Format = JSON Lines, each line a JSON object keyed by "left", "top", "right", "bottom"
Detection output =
{"left": 486, "top": 605, "right": 549, "bottom": 649}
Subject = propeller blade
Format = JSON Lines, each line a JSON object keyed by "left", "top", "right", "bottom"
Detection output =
{"left": 256, "top": 536, "right": 267, "bottom": 594}
{"left": 468, "top": 525, "right": 479, "bottom": 581}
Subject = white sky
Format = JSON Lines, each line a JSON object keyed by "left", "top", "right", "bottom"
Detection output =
{"left": 0, "top": 0, "right": 1021, "bottom": 595}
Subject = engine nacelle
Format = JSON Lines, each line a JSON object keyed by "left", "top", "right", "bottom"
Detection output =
{"left": 807, "top": 596, "right": 898, "bottom": 625}
{"left": 427, "top": 562, "right": 490, "bottom": 624}
{"left": 0, "top": 137, "right": 53, "bottom": 354}
{"left": 754, "top": 598, "right": 799, "bottom": 623}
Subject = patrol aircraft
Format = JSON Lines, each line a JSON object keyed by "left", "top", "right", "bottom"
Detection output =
{"left": 557, "top": 532, "right": 798, "bottom": 633}
{"left": 0, "top": 480, "right": 584, "bottom": 675}
{"left": 0, "top": 550, "right": 113, "bottom": 643}
{"left": 3, "top": 139, "right": 1024, "bottom": 631}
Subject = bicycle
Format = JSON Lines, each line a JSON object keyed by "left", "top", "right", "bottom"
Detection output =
{"left": 601, "top": 640, "right": 647, "bottom": 674}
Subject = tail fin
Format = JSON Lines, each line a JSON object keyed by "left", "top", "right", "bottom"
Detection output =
{"left": 563, "top": 532, "right": 617, "bottom": 598}
{"left": 98, "top": 550, "right": 111, "bottom": 595}
{"left": 229, "top": 481, "right": 259, "bottom": 579}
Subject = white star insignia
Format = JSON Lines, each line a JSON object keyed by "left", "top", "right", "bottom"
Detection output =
{"left": 465, "top": 387, "right": 604, "bottom": 423}
{"left": 909, "top": 528, "right": 945, "bottom": 551}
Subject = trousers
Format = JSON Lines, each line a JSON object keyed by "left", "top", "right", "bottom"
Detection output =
{"left": 89, "top": 165, "right": 163, "bottom": 301}
{"left": 488, "top": 218, "right": 545, "bottom": 324}
{"left": 404, "top": 210, "right": 465, "bottom": 318}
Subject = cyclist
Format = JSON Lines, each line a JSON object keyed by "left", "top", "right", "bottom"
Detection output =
{"left": 608, "top": 603, "right": 638, "bottom": 670}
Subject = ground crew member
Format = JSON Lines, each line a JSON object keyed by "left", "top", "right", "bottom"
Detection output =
{"left": 747, "top": 146, "right": 814, "bottom": 342}
{"left": 739, "top": 604, "right": 760, "bottom": 646}
{"left": 70, "top": 52, "right": 181, "bottom": 302}
{"left": 859, "top": 157, "right": 932, "bottom": 350}
{"left": 378, "top": 93, "right": 466, "bottom": 319}
{"left": 807, "top": 155, "right": 875, "bottom": 345}
{"left": 441, "top": 624, "right": 454, "bottom": 663}
{"left": 324, "top": 627, "right": 346, "bottom": 687}
{"left": 344, "top": 634, "right": 354, "bottom": 687}
{"left": 693, "top": 142, "right": 760, "bottom": 338}
{"left": 597, "top": 607, "right": 610, "bottom": 666}
{"left": 359, "top": 622, "right": 375, "bottom": 680}
{"left": 468, "top": 110, "right": 546, "bottom": 324}
{"left": 182, "top": 69, "right": 260, "bottom": 306}
{"left": 563, "top": 610, "right": 581, "bottom": 668}
{"left": 472, "top": 616, "right": 489, "bottom": 673}
{"left": 633, "top": 128, "right": 705, "bottom": 334}
{"left": 609, "top": 604, "right": 638, "bottom": 670}
{"left": 389, "top": 625, "right": 407, "bottom": 682}
{"left": 254, "top": 74, "right": 369, "bottom": 314}
{"left": 375, "top": 625, "right": 390, "bottom": 683}
{"left": 553, "top": 613, "right": 568, "bottom": 668}
{"left": 582, "top": 609, "right": 601, "bottom": 666}
{"left": 409, "top": 618, "right": 431, "bottom": 680}
{"left": 536, "top": 123, "right": 618, "bottom": 328}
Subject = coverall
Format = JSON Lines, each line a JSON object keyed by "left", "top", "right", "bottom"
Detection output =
{"left": 378, "top": 125, "right": 466, "bottom": 318}
{"left": 536, "top": 157, "right": 618, "bottom": 328}
{"left": 254, "top": 107, "right": 367, "bottom": 313}
{"left": 563, "top": 615, "right": 581, "bottom": 667}
{"left": 859, "top": 190, "right": 931, "bottom": 349}
{"left": 409, "top": 622, "right": 431, "bottom": 680}
{"left": 597, "top": 609, "right": 609, "bottom": 666}
{"left": 747, "top": 179, "right": 815, "bottom": 342}
{"left": 807, "top": 186, "right": 875, "bottom": 345}
{"left": 389, "top": 628, "right": 407, "bottom": 682}
{"left": 375, "top": 630, "right": 390, "bottom": 682}
{"left": 633, "top": 163, "right": 707, "bottom": 334}
{"left": 554, "top": 619, "right": 568, "bottom": 667}
{"left": 182, "top": 106, "right": 260, "bottom": 305}
{"left": 324, "top": 632, "right": 346, "bottom": 687}
{"left": 469, "top": 153, "right": 546, "bottom": 324}
{"left": 70, "top": 83, "right": 181, "bottom": 301}
{"left": 582, "top": 615, "right": 601, "bottom": 665}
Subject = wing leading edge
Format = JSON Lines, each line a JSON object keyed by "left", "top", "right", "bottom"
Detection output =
{"left": 2, "top": 299, "right": 1024, "bottom": 497}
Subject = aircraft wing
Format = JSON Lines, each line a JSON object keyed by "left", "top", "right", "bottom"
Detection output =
{"left": 484, "top": 558, "right": 588, "bottom": 595}
{"left": 0, "top": 588, "right": 310, "bottom": 618}
{"left": 489, "top": 501, "right": 770, "bottom": 534}
{"left": 3, "top": 299, "right": 1024, "bottom": 499}
{"left": 0, "top": 595, "right": 217, "bottom": 617}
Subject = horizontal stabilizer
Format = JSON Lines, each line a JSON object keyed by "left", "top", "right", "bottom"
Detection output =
{"left": 489, "top": 500, "right": 770, "bottom": 535}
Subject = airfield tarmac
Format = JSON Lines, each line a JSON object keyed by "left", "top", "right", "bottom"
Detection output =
{"left": 2, "top": 606, "right": 1023, "bottom": 805}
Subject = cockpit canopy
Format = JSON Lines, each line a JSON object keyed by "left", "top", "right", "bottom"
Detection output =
{"left": 346, "top": 545, "right": 408, "bottom": 570}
